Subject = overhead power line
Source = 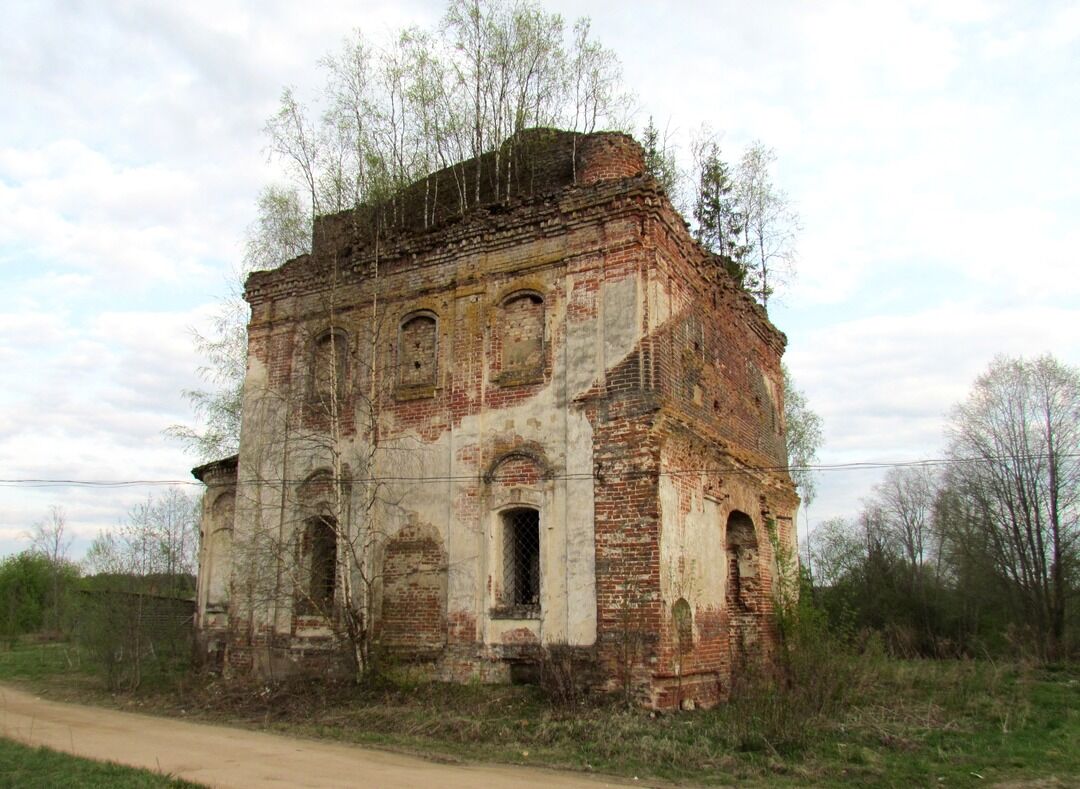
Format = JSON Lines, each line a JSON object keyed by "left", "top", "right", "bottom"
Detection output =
{"left": 1, "top": 451, "right": 1075, "bottom": 489}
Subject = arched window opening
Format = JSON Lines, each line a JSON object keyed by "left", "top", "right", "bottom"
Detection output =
{"left": 725, "top": 510, "right": 758, "bottom": 609}
{"left": 501, "top": 507, "right": 540, "bottom": 615}
{"left": 305, "top": 516, "right": 338, "bottom": 610}
{"left": 399, "top": 313, "right": 438, "bottom": 388}
{"left": 311, "top": 330, "right": 348, "bottom": 406}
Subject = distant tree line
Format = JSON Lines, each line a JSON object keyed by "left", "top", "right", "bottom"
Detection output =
{"left": 807, "top": 354, "right": 1080, "bottom": 661}
{"left": 2, "top": 491, "right": 200, "bottom": 689}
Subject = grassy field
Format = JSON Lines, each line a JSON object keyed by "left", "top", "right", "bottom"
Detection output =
{"left": 1, "top": 640, "right": 1076, "bottom": 787}
{"left": 0, "top": 738, "right": 203, "bottom": 788}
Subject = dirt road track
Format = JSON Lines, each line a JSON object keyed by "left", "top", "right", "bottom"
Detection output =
{"left": 0, "top": 684, "right": 638, "bottom": 788}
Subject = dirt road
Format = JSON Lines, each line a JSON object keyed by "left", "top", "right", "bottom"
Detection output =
{"left": 0, "top": 684, "right": 639, "bottom": 788}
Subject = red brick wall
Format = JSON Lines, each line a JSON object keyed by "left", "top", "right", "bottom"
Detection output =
{"left": 379, "top": 523, "right": 447, "bottom": 656}
{"left": 307, "top": 129, "right": 644, "bottom": 262}
{"left": 399, "top": 313, "right": 438, "bottom": 387}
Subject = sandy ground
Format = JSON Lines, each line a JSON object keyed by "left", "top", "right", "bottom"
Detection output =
{"left": 0, "top": 683, "right": 641, "bottom": 788}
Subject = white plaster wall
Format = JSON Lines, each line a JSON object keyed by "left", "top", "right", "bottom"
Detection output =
{"left": 602, "top": 275, "right": 639, "bottom": 370}
{"left": 657, "top": 442, "right": 787, "bottom": 619}
{"left": 206, "top": 527, "right": 232, "bottom": 604}
{"left": 658, "top": 472, "right": 727, "bottom": 617}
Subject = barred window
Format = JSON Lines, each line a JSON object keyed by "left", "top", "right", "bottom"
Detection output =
{"left": 502, "top": 508, "right": 540, "bottom": 614}
{"left": 306, "top": 516, "right": 337, "bottom": 609}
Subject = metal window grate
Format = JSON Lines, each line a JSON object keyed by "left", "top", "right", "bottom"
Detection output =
{"left": 502, "top": 508, "right": 540, "bottom": 610}
{"left": 308, "top": 517, "right": 337, "bottom": 607}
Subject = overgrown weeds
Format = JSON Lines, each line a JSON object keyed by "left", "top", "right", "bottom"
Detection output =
{"left": 1, "top": 637, "right": 1076, "bottom": 787}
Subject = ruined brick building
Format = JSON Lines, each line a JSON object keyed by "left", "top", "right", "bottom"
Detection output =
{"left": 194, "top": 129, "right": 798, "bottom": 708}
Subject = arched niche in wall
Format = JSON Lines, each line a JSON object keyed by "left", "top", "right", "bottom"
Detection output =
{"left": 493, "top": 290, "right": 545, "bottom": 385}
{"left": 378, "top": 521, "right": 447, "bottom": 656}
{"left": 398, "top": 311, "right": 438, "bottom": 391}
{"left": 309, "top": 328, "right": 349, "bottom": 409}
{"left": 205, "top": 491, "right": 235, "bottom": 606}
{"left": 725, "top": 510, "right": 760, "bottom": 671}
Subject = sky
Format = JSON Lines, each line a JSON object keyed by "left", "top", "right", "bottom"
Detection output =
{"left": 2, "top": 0, "right": 1078, "bottom": 560}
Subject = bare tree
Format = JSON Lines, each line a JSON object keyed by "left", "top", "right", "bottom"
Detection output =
{"left": 28, "top": 505, "right": 73, "bottom": 632}
{"left": 29, "top": 506, "right": 72, "bottom": 567}
{"left": 945, "top": 354, "right": 1080, "bottom": 658}
{"left": 169, "top": 185, "right": 311, "bottom": 461}
{"left": 173, "top": 2, "right": 635, "bottom": 463}
{"left": 266, "top": 88, "right": 324, "bottom": 218}
{"left": 807, "top": 517, "right": 862, "bottom": 589}
{"left": 735, "top": 142, "right": 799, "bottom": 310}
{"left": 566, "top": 18, "right": 630, "bottom": 136}
{"left": 874, "top": 466, "right": 939, "bottom": 571}
{"left": 82, "top": 489, "right": 199, "bottom": 689}
{"left": 86, "top": 490, "right": 199, "bottom": 593}
{"left": 224, "top": 212, "right": 428, "bottom": 680}
{"left": 868, "top": 465, "right": 942, "bottom": 642}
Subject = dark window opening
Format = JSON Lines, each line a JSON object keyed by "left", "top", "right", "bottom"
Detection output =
{"left": 307, "top": 516, "right": 337, "bottom": 609}
{"left": 502, "top": 508, "right": 540, "bottom": 614}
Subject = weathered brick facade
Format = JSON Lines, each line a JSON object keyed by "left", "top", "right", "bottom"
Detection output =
{"left": 194, "top": 128, "right": 798, "bottom": 707}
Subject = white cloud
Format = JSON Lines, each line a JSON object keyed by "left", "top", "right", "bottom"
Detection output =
{"left": 0, "top": 302, "right": 215, "bottom": 549}
{"left": 0, "top": 140, "right": 244, "bottom": 288}
{"left": 3, "top": 0, "right": 1079, "bottom": 556}
{"left": 785, "top": 299, "right": 1079, "bottom": 524}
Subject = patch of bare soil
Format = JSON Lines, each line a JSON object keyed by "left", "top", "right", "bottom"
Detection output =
{"left": 0, "top": 683, "right": 639, "bottom": 788}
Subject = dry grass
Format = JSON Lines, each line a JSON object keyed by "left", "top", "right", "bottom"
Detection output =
{"left": 1, "top": 640, "right": 1076, "bottom": 787}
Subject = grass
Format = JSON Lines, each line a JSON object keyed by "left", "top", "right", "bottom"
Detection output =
{"left": 252, "top": 660, "right": 1078, "bottom": 787}
{"left": 0, "top": 738, "right": 203, "bottom": 788}
{"left": 0, "top": 639, "right": 79, "bottom": 682}
{"left": 0, "top": 638, "right": 1077, "bottom": 787}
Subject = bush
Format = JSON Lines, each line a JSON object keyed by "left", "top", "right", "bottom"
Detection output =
{"left": 74, "top": 590, "right": 193, "bottom": 692}
{"left": 0, "top": 553, "right": 77, "bottom": 644}
{"left": 719, "top": 596, "right": 870, "bottom": 754}
{"left": 537, "top": 642, "right": 600, "bottom": 708}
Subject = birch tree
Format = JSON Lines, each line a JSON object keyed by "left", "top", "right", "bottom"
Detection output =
{"left": 736, "top": 142, "right": 799, "bottom": 310}
{"left": 945, "top": 354, "right": 1080, "bottom": 659}
{"left": 28, "top": 506, "right": 74, "bottom": 632}
{"left": 173, "top": 1, "right": 633, "bottom": 460}
{"left": 168, "top": 185, "right": 310, "bottom": 460}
